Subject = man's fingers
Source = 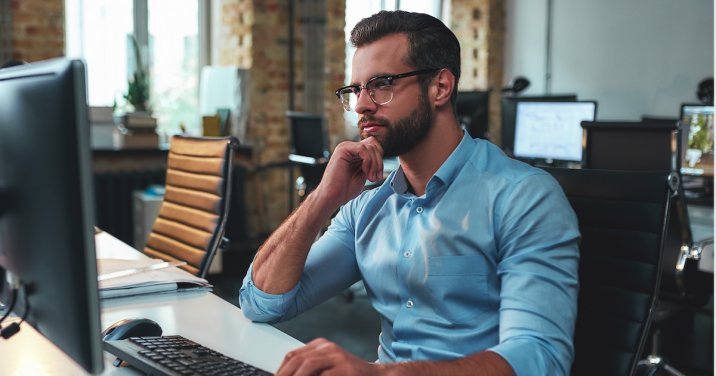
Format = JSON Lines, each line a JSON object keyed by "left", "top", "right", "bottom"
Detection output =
{"left": 276, "top": 339, "right": 339, "bottom": 376}
{"left": 358, "top": 137, "right": 384, "bottom": 182}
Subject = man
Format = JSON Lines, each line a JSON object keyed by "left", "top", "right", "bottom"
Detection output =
{"left": 240, "top": 10, "right": 579, "bottom": 376}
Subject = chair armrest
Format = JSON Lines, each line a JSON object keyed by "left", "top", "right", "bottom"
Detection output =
{"left": 677, "top": 237, "right": 714, "bottom": 272}
{"left": 690, "top": 237, "right": 714, "bottom": 261}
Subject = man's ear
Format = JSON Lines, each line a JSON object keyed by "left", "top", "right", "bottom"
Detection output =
{"left": 431, "top": 69, "right": 456, "bottom": 107}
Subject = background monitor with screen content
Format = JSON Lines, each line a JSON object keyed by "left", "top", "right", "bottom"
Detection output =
{"left": 512, "top": 100, "right": 597, "bottom": 165}
{"left": 680, "top": 104, "right": 714, "bottom": 176}
{"left": 501, "top": 94, "right": 578, "bottom": 154}
{"left": 0, "top": 58, "right": 103, "bottom": 373}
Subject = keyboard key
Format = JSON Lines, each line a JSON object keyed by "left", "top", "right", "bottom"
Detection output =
{"left": 104, "top": 334, "right": 272, "bottom": 375}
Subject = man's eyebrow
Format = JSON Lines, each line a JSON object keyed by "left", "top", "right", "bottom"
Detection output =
{"left": 349, "top": 72, "right": 394, "bottom": 86}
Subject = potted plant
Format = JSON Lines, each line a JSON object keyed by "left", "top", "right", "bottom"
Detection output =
{"left": 124, "top": 36, "right": 150, "bottom": 113}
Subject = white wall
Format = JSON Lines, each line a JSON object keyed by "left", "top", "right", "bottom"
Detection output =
{"left": 504, "top": 0, "right": 714, "bottom": 120}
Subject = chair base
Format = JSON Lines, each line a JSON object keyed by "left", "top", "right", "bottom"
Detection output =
{"left": 637, "top": 355, "right": 687, "bottom": 376}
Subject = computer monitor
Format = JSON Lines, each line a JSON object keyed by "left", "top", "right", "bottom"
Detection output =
{"left": 286, "top": 111, "right": 329, "bottom": 160}
{"left": 0, "top": 59, "right": 103, "bottom": 373}
{"left": 456, "top": 90, "right": 490, "bottom": 139}
{"left": 500, "top": 94, "right": 578, "bottom": 154}
{"left": 679, "top": 103, "right": 714, "bottom": 176}
{"left": 512, "top": 100, "right": 597, "bottom": 166}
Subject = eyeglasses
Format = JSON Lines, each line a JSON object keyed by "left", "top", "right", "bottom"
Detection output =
{"left": 335, "top": 68, "right": 439, "bottom": 112}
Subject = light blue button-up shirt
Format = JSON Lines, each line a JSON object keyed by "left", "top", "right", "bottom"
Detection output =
{"left": 240, "top": 133, "right": 580, "bottom": 376}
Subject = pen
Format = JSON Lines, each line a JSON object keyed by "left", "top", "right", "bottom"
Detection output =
{"left": 98, "top": 260, "right": 187, "bottom": 281}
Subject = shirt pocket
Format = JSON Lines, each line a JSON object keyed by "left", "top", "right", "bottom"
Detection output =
{"left": 422, "top": 255, "right": 493, "bottom": 324}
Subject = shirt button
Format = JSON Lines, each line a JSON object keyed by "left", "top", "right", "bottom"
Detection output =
{"left": 416, "top": 206, "right": 423, "bottom": 214}
{"left": 406, "top": 299, "right": 414, "bottom": 308}
{"left": 403, "top": 250, "right": 412, "bottom": 258}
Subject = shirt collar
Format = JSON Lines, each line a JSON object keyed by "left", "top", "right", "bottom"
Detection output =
{"left": 389, "top": 131, "right": 475, "bottom": 195}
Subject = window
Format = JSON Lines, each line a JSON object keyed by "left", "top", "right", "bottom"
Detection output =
{"left": 65, "top": 0, "right": 205, "bottom": 135}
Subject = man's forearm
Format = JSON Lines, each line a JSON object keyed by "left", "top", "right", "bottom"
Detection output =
{"left": 378, "top": 351, "right": 515, "bottom": 376}
{"left": 251, "top": 191, "right": 339, "bottom": 294}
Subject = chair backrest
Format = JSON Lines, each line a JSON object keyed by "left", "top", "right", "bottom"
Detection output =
{"left": 543, "top": 167, "right": 676, "bottom": 376}
{"left": 581, "top": 120, "right": 680, "bottom": 171}
{"left": 144, "top": 135, "right": 238, "bottom": 278}
{"left": 581, "top": 120, "right": 699, "bottom": 298}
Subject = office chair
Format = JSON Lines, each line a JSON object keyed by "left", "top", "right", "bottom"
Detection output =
{"left": 286, "top": 111, "right": 330, "bottom": 211}
{"left": 581, "top": 120, "right": 713, "bottom": 375}
{"left": 543, "top": 167, "right": 677, "bottom": 376}
{"left": 144, "top": 135, "right": 239, "bottom": 278}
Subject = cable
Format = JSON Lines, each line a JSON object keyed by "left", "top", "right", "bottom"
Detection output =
{"left": 1, "top": 284, "right": 27, "bottom": 339}
{"left": 0, "top": 287, "right": 17, "bottom": 326}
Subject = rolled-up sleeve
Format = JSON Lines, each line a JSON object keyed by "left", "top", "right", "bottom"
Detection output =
{"left": 239, "top": 205, "right": 363, "bottom": 324}
{"left": 238, "top": 264, "right": 301, "bottom": 323}
{"left": 488, "top": 172, "right": 580, "bottom": 376}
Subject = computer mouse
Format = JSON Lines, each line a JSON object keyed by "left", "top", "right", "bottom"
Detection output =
{"left": 102, "top": 318, "right": 163, "bottom": 341}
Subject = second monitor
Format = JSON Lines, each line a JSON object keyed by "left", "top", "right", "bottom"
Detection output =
{"left": 456, "top": 91, "right": 490, "bottom": 139}
{"left": 512, "top": 100, "right": 597, "bottom": 166}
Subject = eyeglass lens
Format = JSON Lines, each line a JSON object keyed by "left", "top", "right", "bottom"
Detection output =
{"left": 339, "top": 77, "right": 394, "bottom": 112}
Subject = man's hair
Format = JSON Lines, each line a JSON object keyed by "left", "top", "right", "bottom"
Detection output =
{"left": 350, "top": 10, "right": 461, "bottom": 105}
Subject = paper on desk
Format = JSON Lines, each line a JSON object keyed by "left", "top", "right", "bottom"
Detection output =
{"left": 97, "top": 258, "right": 212, "bottom": 299}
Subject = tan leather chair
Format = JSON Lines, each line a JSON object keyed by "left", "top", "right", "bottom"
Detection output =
{"left": 144, "top": 135, "right": 239, "bottom": 278}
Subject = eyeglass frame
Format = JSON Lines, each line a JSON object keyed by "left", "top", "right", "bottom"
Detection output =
{"left": 334, "top": 68, "right": 440, "bottom": 112}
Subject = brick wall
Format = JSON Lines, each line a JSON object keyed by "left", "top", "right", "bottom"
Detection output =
{"left": 9, "top": 0, "right": 64, "bottom": 63}
{"left": 216, "top": 0, "right": 253, "bottom": 68}
{"left": 214, "top": 0, "right": 345, "bottom": 233}
{"left": 451, "top": 0, "right": 505, "bottom": 146}
{"left": 323, "top": 1, "right": 346, "bottom": 150}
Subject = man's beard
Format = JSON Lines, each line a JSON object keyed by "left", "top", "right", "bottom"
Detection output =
{"left": 360, "top": 92, "right": 434, "bottom": 158}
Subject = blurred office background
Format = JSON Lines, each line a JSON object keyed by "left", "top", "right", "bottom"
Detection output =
{"left": 1, "top": 0, "right": 713, "bottom": 374}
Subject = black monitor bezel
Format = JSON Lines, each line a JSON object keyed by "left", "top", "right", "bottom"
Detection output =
{"left": 0, "top": 58, "right": 103, "bottom": 373}
{"left": 286, "top": 111, "right": 330, "bottom": 159}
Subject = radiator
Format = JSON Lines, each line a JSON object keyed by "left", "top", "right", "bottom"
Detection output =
{"left": 93, "top": 169, "right": 166, "bottom": 245}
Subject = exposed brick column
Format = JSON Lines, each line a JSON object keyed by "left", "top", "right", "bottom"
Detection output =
{"left": 451, "top": 0, "right": 505, "bottom": 146}
{"left": 10, "top": 0, "right": 64, "bottom": 62}
{"left": 323, "top": 2, "right": 346, "bottom": 149}
{"left": 215, "top": 0, "right": 347, "bottom": 233}
{"left": 216, "top": 0, "right": 253, "bottom": 68}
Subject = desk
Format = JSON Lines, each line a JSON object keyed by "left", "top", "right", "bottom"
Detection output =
{"left": 0, "top": 232, "right": 302, "bottom": 375}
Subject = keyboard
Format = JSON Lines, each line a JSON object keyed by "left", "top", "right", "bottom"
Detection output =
{"left": 104, "top": 335, "right": 272, "bottom": 375}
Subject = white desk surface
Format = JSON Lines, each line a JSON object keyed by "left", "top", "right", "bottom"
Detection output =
{"left": 0, "top": 232, "right": 303, "bottom": 375}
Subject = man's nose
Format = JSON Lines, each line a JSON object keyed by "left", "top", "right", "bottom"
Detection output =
{"left": 354, "top": 91, "right": 377, "bottom": 115}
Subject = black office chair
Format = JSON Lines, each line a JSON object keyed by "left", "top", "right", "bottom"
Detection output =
{"left": 286, "top": 111, "right": 330, "bottom": 211}
{"left": 543, "top": 167, "right": 677, "bottom": 376}
{"left": 581, "top": 120, "right": 713, "bottom": 375}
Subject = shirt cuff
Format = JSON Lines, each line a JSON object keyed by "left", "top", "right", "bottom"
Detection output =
{"left": 488, "top": 339, "right": 561, "bottom": 376}
{"left": 238, "top": 263, "right": 301, "bottom": 323}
